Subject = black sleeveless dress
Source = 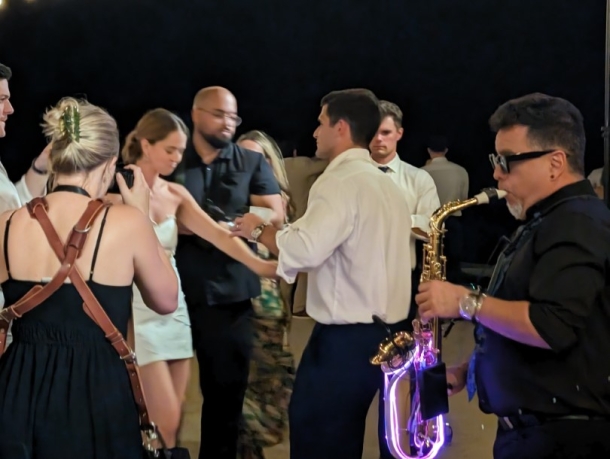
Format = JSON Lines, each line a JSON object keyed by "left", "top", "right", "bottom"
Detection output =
{"left": 0, "top": 208, "right": 142, "bottom": 459}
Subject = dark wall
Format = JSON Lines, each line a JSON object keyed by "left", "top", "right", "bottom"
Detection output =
{"left": 0, "top": 0, "right": 606, "bottom": 262}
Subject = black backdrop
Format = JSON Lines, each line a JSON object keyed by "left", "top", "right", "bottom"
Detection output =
{"left": 0, "top": 0, "right": 606, "bottom": 262}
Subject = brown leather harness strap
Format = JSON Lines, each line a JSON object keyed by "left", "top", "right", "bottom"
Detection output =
{"left": 0, "top": 197, "right": 153, "bottom": 431}
{"left": 0, "top": 198, "right": 107, "bottom": 356}
{"left": 21, "top": 200, "right": 152, "bottom": 428}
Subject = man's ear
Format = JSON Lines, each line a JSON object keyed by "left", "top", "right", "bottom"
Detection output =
{"left": 396, "top": 127, "right": 404, "bottom": 142}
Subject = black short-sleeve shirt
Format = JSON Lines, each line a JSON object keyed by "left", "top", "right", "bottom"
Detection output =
{"left": 474, "top": 180, "right": 610, "bottom": 417}
{"left": 173, "top": 143, "right": 280, "bottom": 306}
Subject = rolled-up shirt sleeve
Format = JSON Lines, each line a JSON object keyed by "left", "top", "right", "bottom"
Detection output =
{"left": 0, "top": 173, "right": 30, "bottom": 216}
{"left": 13, "top": 175, "right": 34, "bottom": 204}
{"left": 410, "top": 171, "right": 440, "bottom": 231}
{"left": 275, "top": 178, "right": 354, "bottom": 283}
{"left": 528, "top": 215, "right": 607, "bottom": 353}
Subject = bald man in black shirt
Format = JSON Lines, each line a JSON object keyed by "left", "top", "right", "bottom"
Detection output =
{"left": 416, "top": 93, "right": 610, "bottom": 459}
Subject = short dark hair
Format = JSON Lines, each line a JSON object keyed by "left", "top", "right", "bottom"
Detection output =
{"left": 321, "top": 89, "right": 381, "bottom": 148}
{"left": 379, "top": 100, "right": 403, "bottom": 128}
{"left": 0, "top": 63, "right": 12, "bottom": 81}
{"left": 427, "top": 135, "right": 448, "bottom": 152}
{"left": 489, "top": 93, "right": 585, "bottom": 175}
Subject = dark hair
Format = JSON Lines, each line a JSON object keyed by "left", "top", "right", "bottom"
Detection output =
{"left": 122, "top": 108, "right": 189, "bottom": 164}
{"left": 427, "top": 135, "right": 448, "bottom": 152}
{"left": 0, "top": 63, "right": 12, "bottom": 81}
{"left": 379, "top": 100, "right": 403, "bottom": 128}
{"left": 489, "top": 93, "right": 585, "bottom": 175}
{"left": 320, "top": 89, "right": 381, "bottom": 148}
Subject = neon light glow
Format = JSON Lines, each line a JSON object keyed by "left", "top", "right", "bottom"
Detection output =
{"left": 383, "top": 345, "right": 445, "bottom": 459}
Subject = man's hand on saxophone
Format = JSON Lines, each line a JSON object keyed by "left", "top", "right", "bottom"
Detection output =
{"left": 415, "top": 279, "right": 471, "bottom": 322}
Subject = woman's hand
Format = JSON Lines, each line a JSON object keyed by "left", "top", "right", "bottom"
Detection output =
{"left": 116, "top": 165, "right": 150, "bottom": 216}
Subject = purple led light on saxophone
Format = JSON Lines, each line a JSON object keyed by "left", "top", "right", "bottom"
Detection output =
{"left": 383, "top": 344, "right": 445, "bottom": 459}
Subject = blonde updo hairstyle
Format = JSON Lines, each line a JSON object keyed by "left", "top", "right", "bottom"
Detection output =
{"left": 42, "top": 97, "right": 120, "bottom": 175}
{"left": 121, "top": 108, "right": 189, "bottom": 165}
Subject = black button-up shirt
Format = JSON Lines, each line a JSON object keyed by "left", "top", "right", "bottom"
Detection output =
{"left": 475, "top": 180, "right": 610, "bottom": 417}
{"left": 174, "top": 143, "right": 280, "bottom": 306}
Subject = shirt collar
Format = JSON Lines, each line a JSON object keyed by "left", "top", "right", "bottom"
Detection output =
{"left": 372, "top": 152, "right": 401, "bottom": 173}
{"left": 525, "top": 179, "right": 597, "bottom": 221}
{"left": 430, "top": 157, "right": 448, "bottom": 163}
{"left": 185, "top": 141, "right": 235, "bottom": 167}
{"left": 325, "top": 148, "right": 372, "bottom": 173}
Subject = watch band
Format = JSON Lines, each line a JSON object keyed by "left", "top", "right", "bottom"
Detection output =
{"left": 459, "top": 291, "right": 486, "bottom": 322}
{"left": 251, "top": 223, "right": 269, "bottom": 242}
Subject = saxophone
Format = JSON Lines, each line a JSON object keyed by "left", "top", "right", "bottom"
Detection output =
{"left": 371, "top": 188, "right": 507, "bottom": 459}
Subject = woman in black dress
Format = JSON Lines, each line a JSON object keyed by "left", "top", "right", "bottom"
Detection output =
{"left": 0, "top": 97, "right": 179, "bottom": 459}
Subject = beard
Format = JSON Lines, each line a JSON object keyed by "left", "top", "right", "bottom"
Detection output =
{"left": 507, "top": 201, "right": 525, "bottom": 220}
{"left": 200, "top": 130, "right": 232, "bottom": 149}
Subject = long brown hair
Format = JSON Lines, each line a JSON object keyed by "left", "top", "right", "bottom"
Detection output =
{"left": 122, "top": 108, "right": 189, "bottom": 165}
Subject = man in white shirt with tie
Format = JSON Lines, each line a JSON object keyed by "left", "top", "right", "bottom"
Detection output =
{"left": 370, "top": 101, "right": 440, "bottom": 316}
{"left": 232, "top": 89, "right": 413, "bottom": 459}
{"left": 0, "top": 63, "right": 50, "bottom": 307}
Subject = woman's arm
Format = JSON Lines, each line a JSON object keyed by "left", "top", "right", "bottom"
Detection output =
{"left": 125, "top": 206, "right": 178, "bottom": 314}
{"left": 169, "top": 183, "right": 277, "bottom": 278}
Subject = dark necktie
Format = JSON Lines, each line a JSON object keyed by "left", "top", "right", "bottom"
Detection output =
{"left": 378, "top": 166, "right": 390, "bottom": 173}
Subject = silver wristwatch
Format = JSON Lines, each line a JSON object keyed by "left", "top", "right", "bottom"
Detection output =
{"left": 459, "top": 291, "right": 486, "bottom": 322}
{"left": 250, "top": 223, "right": 269, "bottom": 242}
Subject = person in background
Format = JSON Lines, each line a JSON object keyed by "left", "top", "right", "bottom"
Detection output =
{"left": 236, "top": 130, "right": 296, "bottom": 459}
{"left": 283, "top": 150, "right": 328, "bottom": 318}
{"left": 422, "top": 135, "right": 469, "bottom": 208}
{"left": 587, "top": 166, "right": 604, "bottom": 199}
{"left": 369, "top": 102, "right": 440, "bottom": 302}
{"left": 0, "top": 63, "right": 52, "bottom": 309}
{"left": 174, "top": 86, "right": 283, "bottom": 459}
{"left": 421, "top": 135, "right": 469, "bottom": 282}
{"left": 115, "top": 109, "right": 278, "bottom": 458}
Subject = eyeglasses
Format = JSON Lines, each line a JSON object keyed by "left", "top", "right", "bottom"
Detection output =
{"left": 195, "top": 107, "right": 242, "bottom": 126}
{"left": 488, "top": 150, "right": 556, "bottom": 174}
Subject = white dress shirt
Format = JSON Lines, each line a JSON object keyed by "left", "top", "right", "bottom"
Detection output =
{"left": 422, "top": 156, "right": 469, "bottom": 215}
{"left": 373, "top": 154, "right": 440, "bottom": 267}
{"left": 0, "top": 161, "right": 34, "bottom": 308}
{"left": 275, "top": 148, "right": 413, "bottom": 325}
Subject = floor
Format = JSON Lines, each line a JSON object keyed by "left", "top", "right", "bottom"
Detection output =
{"left": 178, "top": 318, "right": 497, "bottom": 459}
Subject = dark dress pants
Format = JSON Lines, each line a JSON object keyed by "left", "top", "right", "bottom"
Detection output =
{"left": 289, "top": 319, "right": 412, "bottom": 459}
{"left": 188, "top": 300, "right": 253, "bottom": 459}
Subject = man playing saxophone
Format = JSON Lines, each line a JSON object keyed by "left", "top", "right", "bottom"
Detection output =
{"left": 416, "top": 93, "right": 610, "bottom": 459}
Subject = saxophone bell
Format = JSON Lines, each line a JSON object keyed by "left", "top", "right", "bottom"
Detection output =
{"left": 370, "top": 315, "right": 415, "bottom": 371}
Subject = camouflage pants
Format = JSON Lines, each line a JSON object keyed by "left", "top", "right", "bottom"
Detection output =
{"left": 237, "top": 277, "right": 296, "bottom": 459}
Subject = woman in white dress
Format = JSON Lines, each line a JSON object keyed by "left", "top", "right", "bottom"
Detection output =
{"left": 115, "top": 109, "right": 277, "bottom": 457}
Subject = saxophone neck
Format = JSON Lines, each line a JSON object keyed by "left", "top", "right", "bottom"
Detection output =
{"left": 429, "top": 188, "right": 507, "bottom": 232}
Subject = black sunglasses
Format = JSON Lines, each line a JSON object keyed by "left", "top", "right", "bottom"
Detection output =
{"left": 488, "top": 150, "right": 556, "bottom": 174}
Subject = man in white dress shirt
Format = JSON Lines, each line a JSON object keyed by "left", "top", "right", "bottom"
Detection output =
{"left": 370, "top": 101, "right": 440, "bottom": 313}
{"left": 0, "top": 63, "right": 51, "bottom": 308}
{"left": 232, "top": 89, "right": 413, "bottom": 459}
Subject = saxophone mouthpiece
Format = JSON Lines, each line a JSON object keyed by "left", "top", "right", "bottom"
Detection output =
{"left": 474, "top": 188, "right": 507, "bottom": 205}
